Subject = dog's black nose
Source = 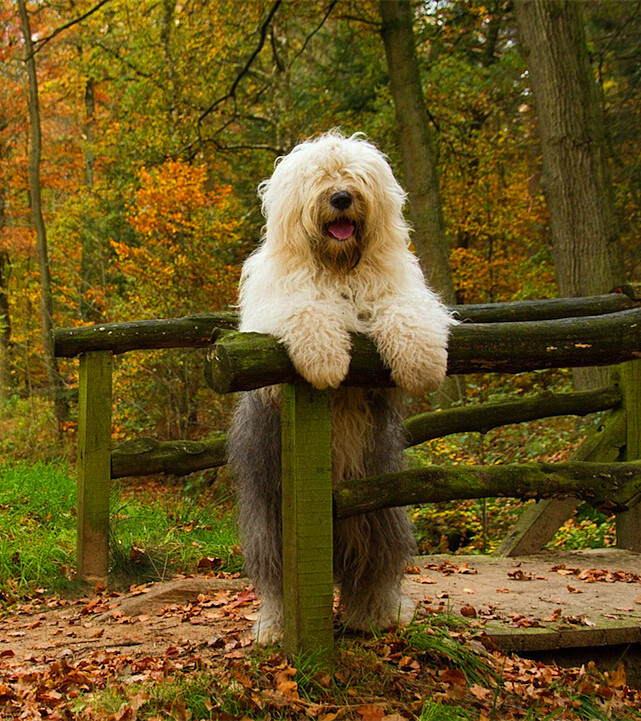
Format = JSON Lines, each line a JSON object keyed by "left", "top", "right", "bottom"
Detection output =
{"left": 330, "top": 190, "right": 352, "bottom": 211}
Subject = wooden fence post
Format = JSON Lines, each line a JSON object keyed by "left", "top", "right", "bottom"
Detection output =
{"left": 77, "top": 350, "right": 113, "bottom": 582}
{"left": 616, "top": 359, "right": 641, "bottom": 550}
{"left": 281, "top": 380, "right": 334, "bottom": 662}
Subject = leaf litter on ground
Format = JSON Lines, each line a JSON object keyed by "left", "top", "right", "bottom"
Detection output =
{"left": 0, "top": 580, "right": 640, "bottom": 720}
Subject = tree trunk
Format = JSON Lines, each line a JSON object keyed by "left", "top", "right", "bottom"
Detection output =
{"left": 17, "top": 0, "right": 67, "bottom": 422}
{"left": 79, "top": 76, "right": 100, "bottom": 323}
{"left": 379, "top": 0, "right": 455, "bottom": 303}
{"left": 0, "top": 194, "right": 12, "bottom": 397}
{"left": 513, "top": 0, "right": 626, "bottom": 388}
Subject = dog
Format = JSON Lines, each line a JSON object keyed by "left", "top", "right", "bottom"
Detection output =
{"left": 228, "top": 131, "right": 453, "bottom": 644}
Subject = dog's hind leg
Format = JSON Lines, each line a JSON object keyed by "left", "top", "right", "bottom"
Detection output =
{"left": 228, "top": 390, "right": 284, "bottom": 644}
{"left": 334, "top": 389, "right": 417, "bottom": 632}
{"left": 335, "top": 508, "right": 416, "bottom": 632}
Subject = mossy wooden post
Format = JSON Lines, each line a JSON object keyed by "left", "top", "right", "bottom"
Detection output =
{"left": 77, "top": 350, "right": 113, "bottom": 582}
{"left": 281, "top": 380, "right": 334, "bottom": 662}
{"left": 616, "top": 360, "right": 641, "bottom": 550}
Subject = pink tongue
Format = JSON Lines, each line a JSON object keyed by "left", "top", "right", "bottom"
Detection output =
{"left": 328, "top": 219, "right": 355, "bottom": 240}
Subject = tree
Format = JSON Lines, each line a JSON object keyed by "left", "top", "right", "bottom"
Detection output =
{"left": 16, "top": 0, "right": 67, "bottom": 420}
{"left": 513, "top": 1, "right": 625, "bottom": 306}
{"left": 0, "top": 141, "right": 10, "bottom": 395}
{"left": 379, "top": 0, "right": 455, "bottom": 303}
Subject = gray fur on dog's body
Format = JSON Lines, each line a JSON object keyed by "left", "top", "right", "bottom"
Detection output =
{"left": 229, "top": 387, "right": 416, "bottom": 635}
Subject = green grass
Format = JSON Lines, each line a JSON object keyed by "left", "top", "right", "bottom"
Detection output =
{"left": 110, "top": 477, "right": 242, "bottom": 583}
{"left": 0, "top": 460, "right": 77, "bottom": 599}
{"left": 399, "top": 620, "right": 498, "bottom": 688}
{"left": 418, "top": 702, "right": 473, "bottom": 720}
{"left": 0, "top": 461, "right": 242, "bottom": 601}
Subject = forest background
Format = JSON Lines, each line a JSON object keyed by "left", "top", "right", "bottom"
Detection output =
{"left": 0, "top": 0, "right": 640, "bottom": 455}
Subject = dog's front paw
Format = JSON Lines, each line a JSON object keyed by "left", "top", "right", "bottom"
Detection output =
{"left": 281, "top": 310, "right": 351, "bottom": 389}
{"left": 287, "top": 344, "right": 351, "bottom": 390}
{"left": 390, "top": 342, "right": 448, "bottom": 396}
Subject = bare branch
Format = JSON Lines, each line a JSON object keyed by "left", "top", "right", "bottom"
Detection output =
{"left": 288, "top": 0, "right": 338, "bottom": 67}
{"left": 198, "top": 0, "right": 282, "bottom": 125}
{"left": 30, "top": 0, "right": 113, "bottom": 56}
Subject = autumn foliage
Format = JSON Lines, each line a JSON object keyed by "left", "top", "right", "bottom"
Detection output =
{"left": 1, "top": 0, "right": 639, "bottom": 420}
{"left": 115, "top": 160, "right": 242, "bottom": 318}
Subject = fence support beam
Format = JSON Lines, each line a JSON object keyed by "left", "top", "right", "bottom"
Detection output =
{"left": 616, "top": 360, "right": 641, "bottom": 550}
{"left": 497, "top": 408, "right": 627, "bottom": 556}
{"left": 77, "top": 350, "right": 113, "bottom": 582}
{"left": 281, "top": 381, "right": 334, "bottom": 662}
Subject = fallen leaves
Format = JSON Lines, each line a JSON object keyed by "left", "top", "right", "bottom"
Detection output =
{"left": 1, "top": 558, "right": 641, "bottom": 721}
{"left": 551, "top": 564, "right": 641, "bottom": 584}
{"left": 423, "top": 560, "right": 477, "bottom": 576}
{"left": 507, "top": 568, "right": 533, "bottom": 581}
{"left": 460, "top": 604, "right": 477, "bottom": 618}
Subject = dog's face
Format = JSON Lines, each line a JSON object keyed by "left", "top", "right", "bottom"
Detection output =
{"left": 314, "top": 181, "right": 365, "bottom": 274}
{"left": 259, "top": 132, "right": 407, "bottom": 274}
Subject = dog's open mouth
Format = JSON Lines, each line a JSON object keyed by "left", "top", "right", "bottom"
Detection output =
{"left": 326, "top": 218, "right": 356, "bottom": 241}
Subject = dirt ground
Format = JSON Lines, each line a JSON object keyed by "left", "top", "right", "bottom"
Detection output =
{"left": 1, "top": 549, "right": 640, "bottom": 671}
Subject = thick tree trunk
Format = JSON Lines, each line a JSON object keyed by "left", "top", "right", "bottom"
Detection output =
{"left": 17, "top": 0, "right": 67, "bottom": 422}
{"left": 513, "top": 0, "right": 626, "bottom": 388}
{"left": 379, "top": 0, "right": 455, "bottom": 303}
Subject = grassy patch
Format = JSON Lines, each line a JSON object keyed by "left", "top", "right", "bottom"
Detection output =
{"left": 110, "top": 473, "right": 242, "bottom": 584}
{"left": 0, "top": 460, "right": 77, "bottom": 600}
{"left": 0, "top": 461, "right": 242, "bottom": 601}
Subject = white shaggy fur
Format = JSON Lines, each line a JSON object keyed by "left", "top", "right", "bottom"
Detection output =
{"left": 235, "top": 131, "right": 453, "bottom": 643}
{"left": 240, "top": 132, "right": 452, "bottom": 396}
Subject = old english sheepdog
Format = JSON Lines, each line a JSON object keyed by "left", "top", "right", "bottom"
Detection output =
{"left": 228, "top": 131, "right": 453, "bottom": 644}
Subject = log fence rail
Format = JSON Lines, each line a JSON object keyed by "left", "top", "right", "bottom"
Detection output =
{"left": 52, "top": 292, "right": 641, "bottom": 658}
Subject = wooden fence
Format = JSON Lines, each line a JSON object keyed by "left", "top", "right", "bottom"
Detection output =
{"left": 53, "top": 292, "right": 641, "bottom": 660}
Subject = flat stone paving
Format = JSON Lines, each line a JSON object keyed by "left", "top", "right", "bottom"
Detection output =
{"left": 405, "top": 549, "right": 641, "bottom": 652}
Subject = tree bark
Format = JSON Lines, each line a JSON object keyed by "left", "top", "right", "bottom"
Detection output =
{"left": 17, "top": 0, "right": 67, "bottom": 421}
{"left": 80, "top": 76, "right": 99, "bottom": 323}
{"left": 403, "top": 386, "right": 621, "bottom": 447}
{"left": 333, "top": 460, "right": 641, "bottom": 520}
{"left": 513, "top": 0, "right": 626, "bottom": 388}
{"left": 111, "top": 435, "right": 227, "bottom": 478}
{"left": 53, "top": 311, "right": 238, "bottom": 357}
{"left": 379, "top": 0, "right": 455, "bottom": 303}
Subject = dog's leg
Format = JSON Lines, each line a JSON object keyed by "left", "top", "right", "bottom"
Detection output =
{"left": 276, "top": 303, "right": 352, "bottom": 390}
{"left": 228, "top": 391, "right": 284, "bottom": 644}
{"left": 333, "top": 389, "right": 416, "bottom": 631}
{"left": 335, "top": 509, "right": 416, "bottom": 631}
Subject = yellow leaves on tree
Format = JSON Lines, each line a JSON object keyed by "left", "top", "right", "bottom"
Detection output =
{"left": 442, "top": 137, "right": 557, "bottom": 304}
{"left": 113, "top": 159, "right": 242, "bottom": 318}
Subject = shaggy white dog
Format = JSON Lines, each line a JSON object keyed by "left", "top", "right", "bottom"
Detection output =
{"left": 228, "top": 131, "right": 453, "bottom": 644}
